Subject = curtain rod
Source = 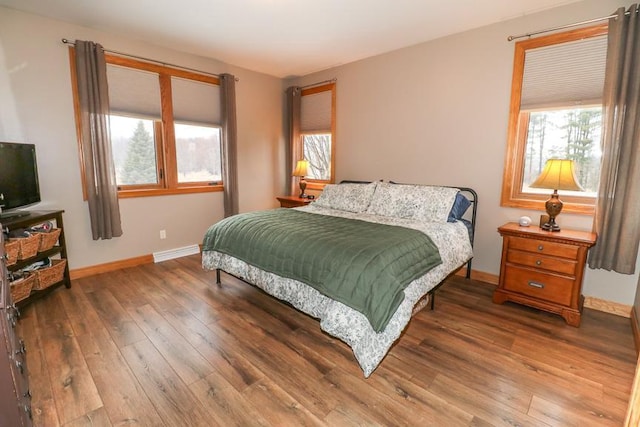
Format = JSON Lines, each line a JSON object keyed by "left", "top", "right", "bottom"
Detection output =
{"left": 507, "top": 7, "right": 640, "bottom": 42}
{"left": 300, "top": 78, "right": 337, "bottom": 90}
{"left": 507, "top": 15, "right": 614, "bottom": 41}
{"left": 61, "top": 38, "right": 238, "bottom": 81}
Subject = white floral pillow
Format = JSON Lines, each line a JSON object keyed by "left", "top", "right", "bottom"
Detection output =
{"left": 366, "top": 182, "right": 459, "bottom": 223}
{"left": 313, "top": 182, "right": 378, "bottom": 213}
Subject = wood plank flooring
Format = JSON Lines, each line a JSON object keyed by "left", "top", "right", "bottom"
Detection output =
{"left": 17, "top": 254, "right": 637, "bottom": 426}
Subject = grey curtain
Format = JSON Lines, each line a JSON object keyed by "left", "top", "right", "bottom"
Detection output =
{"left": 588, "top": 5, "right": 640, "bottom": 274}
{"left": 220, "top": 73, "right": 239, "bottom": 217}
{"left": 74, "top": 40, "right": 123, "bottom": 240}
{"left": 286, "top": 86, "right": 302, "bottom": 195}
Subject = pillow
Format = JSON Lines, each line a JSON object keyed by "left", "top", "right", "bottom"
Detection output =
{"left": 448, "top": 192, "right": 472, "bottom": 222}
{"left": 313, "top": 182, "right": 378, "bottom": 213}
{"left": 366, "top": 182, "right": 459, "bottom": 223}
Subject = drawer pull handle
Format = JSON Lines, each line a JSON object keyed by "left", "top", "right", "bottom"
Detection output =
{"left": 537, "top": 245, "right": 544, "bottom": 251}
{"left": 528, "top": 281, "right": 545, "bottom": 289}
{"left": 535, "top": 260, "right": 542, "bottom": 266}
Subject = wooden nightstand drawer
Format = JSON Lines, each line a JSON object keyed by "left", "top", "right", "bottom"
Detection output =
{"left": 509, "top": 236, "right": 579, "bottom": 259}
{"left": 506, "top": 249, "right": 577, "bottom": 276}
{"left": 503, "top": 265, "right": 573, "bottom": 306}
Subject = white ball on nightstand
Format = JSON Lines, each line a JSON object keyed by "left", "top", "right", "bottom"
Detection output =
{"left": 518, "top": 216, "right": 532, "bottom": 227}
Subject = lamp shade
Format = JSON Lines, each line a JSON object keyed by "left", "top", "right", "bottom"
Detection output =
{"left": 529, "top": 159, "right": 583, "bottom": 191}
{"left": 292, "top": 159, "right": 309, "bottom": 177}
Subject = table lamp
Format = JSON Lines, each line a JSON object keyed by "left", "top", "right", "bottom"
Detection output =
{"left": 292, "top": 159, "right": 309, "bottom": 198}
{"left": 529, "top": 159, "right": 583, "bottom": 232}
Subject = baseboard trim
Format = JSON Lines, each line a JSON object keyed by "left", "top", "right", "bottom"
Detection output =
{"left": 70, "top": 244, "right": 202, "bottom": 280}
{"left": 70, "top": 254, "right": 154, "bottom": 280}
{"left": 153, "top": 244, "right": 201, "bottom": 263}
{"left": 584, "top": 296, "right": 632, "bottom": 318}
{"left": 455, "top": 268, "right": 499, "bottom": 285}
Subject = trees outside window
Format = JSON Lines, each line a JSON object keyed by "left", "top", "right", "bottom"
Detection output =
{"left": 302, "top": 133, "right": 331, "bottom": 180}
{"left": 522, "top": 107, "right": 602, "bottom": 196}
{"left": 175, "top": 123, "right": 221, "bottom": 183}
{"left": 114, "top": 118, "right": 158, "bottom": 186}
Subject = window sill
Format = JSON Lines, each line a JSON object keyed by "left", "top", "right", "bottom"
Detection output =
{"left": 306, "top": 181, "right": 331, "bottom": 191}
{"left": 501, "top": 193, "right": 595, "bottom": 215}
{"left": 118, "top": 185, "right": 223, "bottom": 199}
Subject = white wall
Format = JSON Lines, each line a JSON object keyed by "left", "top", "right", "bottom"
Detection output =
{"left": 287, "top": 0, "right": 640, "bottom": 305}
{"left": 0, "top": 7, "right": 285, "bottom": 269}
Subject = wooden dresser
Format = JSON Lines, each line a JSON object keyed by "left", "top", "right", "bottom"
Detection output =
{"left": 492, "top": 222, "right": 596, "bottom": 327}
{"left": 0, "top": 227, "right": 33, "bottom": 426}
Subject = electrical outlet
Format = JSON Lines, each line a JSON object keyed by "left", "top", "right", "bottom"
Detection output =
{"left": 159, "top": 229, "right": 167, "bottom": 239}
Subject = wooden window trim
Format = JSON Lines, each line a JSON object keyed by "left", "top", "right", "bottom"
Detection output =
{"left": 500, "top": 24, "right": 608, "bottom": 215}
{"left": 301, "top": 83, "right": 336, "bottom": 190}
{"left": 69, "top": 47, "right": 223, "bottom": 200}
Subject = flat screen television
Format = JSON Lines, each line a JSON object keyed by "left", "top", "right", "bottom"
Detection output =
{"left": 0, "top": 142, "right": 41, "bottom": 219}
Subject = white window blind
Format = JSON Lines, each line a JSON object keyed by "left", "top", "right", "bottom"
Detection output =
{"left": 171, "top": 77, "right": 220, "bottom": 125}
{"left": 301, "top": 90, "right": 332, "bottom": 132}
{"left": 107, "top": 64, "right": 161, "bottom": 118}
{"left": 521, "top": 35, "right": 607, "bottom": 110}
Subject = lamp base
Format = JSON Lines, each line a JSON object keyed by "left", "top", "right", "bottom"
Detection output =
{"left": 542, "top": 190, "right": 563, "bottom": 232}
{"left": 541, "top": 220, "right": 561, "bottom": 232}
{"left": 298, "top": 178, "right": 307, "bottom": 199}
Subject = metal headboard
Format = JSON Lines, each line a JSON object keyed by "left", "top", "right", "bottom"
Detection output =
{"left": 451, "top": 186, "right": 478, "bottom": 279}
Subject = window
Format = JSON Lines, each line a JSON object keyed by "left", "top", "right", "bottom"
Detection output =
{"left": 110, "top": 116, "right": 159, "bottom": 186}
{"left": 300, "top": 83, "right": 336, "bottom": 187}
{"left": 71, "top": 52, "right": 223, "bottom": 198}
{"left": 501, "top": 25, "right": 608, "bottom": 214}
{"left": 302, "top": 134, "right": 331, "bottom": 180}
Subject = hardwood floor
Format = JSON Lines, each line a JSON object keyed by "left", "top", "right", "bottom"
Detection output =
{"left": 18, "top": 254, "right": 636, "bottom": 426}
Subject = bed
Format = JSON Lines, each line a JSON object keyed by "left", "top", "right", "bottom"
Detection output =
{"left": 201, "top": 181, "right": 477, "bottom": 377}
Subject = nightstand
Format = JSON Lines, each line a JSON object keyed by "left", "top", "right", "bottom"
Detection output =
{"left": 492, "top": 222, "right": 596, "bottom": 327}
{"left": 276, "top": 195, "right": 312, "bottom": 208}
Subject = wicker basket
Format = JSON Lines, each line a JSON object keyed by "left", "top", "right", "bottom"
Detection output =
{"left": 35, "top": 228, "right": 61, "bottom": 252}
{"left": 10, "top": 274, "right": 35, "bottom": 303}
{"left": 32, "top": 259, "right": 67, "bottom": 291}
{"left": 9, "top": 234, "right": 40, "bottom": 260}
{"left": 4, "top": 240, "right": 20, "bottom": 266}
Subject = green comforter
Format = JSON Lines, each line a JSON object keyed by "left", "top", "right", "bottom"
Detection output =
{"left": 202, "top": 209, "right": 442, "bottom": 332}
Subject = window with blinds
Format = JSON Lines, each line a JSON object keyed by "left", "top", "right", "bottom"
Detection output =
{"left": 170, "top": 77, "right": 221, "bottom": 184}
{"left": 300, "top": 83, "right": 335, "bottom": 183}
{"left": 107, "top": 65, "right": 162, "bottom": 186}
{"left": 102, "top": 56, "right": 222, "bottom": 195}
{"left": 520, "top": 34, "right": 606, "bottom": 196}
{"left": 501, "top": 24, "right": 608, "bottom": 213}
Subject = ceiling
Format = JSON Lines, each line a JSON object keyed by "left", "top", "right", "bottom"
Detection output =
{"left": 0, "top": 0, "right": 582, "bottom": 78}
